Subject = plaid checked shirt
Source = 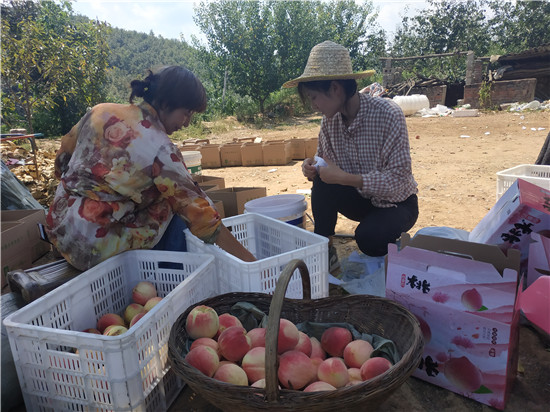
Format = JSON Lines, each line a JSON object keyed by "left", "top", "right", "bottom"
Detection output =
{"left": 317, "top": 93, "right": 418, "bottom": 208}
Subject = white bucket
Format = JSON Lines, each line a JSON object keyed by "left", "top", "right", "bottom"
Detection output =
{"left": 393, "top": 94, "right": 430, "bottom": 116}
{"left": 182, "top": 151, "right": 202, "bottom": 175}
{"left": 244, "top": 194, "right": 307, "bottom": 228}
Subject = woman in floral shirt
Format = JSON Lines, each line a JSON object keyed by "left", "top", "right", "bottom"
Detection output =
{"left": 47, "top": 66, "right": 255, "bottom": 270}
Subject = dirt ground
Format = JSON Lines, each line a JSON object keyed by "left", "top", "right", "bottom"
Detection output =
{"left": 197, "top": 110, "right": 549, "bottom": 259}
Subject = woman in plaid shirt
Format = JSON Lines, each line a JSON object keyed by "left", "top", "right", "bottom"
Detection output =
{"left": 283, "top": 41, "right": 418, "bottom": 270}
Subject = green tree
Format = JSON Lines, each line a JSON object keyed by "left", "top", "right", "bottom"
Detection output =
{"left": 1, "top": 0, "right": 110, "bottom": 134}
{"left": 487, "top": 0, "right": 550, "bottom": 54}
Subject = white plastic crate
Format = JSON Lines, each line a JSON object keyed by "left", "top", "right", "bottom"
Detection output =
{"left": 3, "top": 250, "right": 217, "bottom": 412}
{"left": 185, "top": 212, "right": 329, "bottom": 299}
{"left": 496, "top": 164, "right": 550, "bottom": 199}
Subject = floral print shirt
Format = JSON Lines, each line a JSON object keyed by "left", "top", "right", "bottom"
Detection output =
{"left": 46, "top": 102, "right": 221, "bottom": 270}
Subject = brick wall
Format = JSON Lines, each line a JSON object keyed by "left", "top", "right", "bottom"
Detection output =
{"left": 464, "top": 78, "right": 537, "bottom": 108}
{"left": 410, "top": 85, "right": 447, "bottom": 107}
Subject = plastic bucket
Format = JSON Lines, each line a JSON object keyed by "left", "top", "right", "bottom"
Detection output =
{"left": 392, "top": 94, "right": 430, "bottom": 116}
{"left": 182, "top": 151, "right": 202, "bottom": 175}
{"left": 244, "top": 194, "right": 307, "bottom": 228}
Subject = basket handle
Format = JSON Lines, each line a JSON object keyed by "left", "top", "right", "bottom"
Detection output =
{"left": 264, "top": 259, "right": 311, "bottom": 402}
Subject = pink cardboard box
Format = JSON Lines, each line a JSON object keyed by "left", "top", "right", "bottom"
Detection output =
{"left": 386, "top": 233, "right": 521, "bottom": 410}
{"left": 468, "top": 178, "right": 550, "bottom": 270}
{"left": 527, "top": 232, "right": 550, "bottom": 287}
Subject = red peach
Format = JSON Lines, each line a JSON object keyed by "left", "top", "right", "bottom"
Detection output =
{"left": 461, "top": 288, "right": 483, "bottom": 311}
{"left": 213, "top": 363, "right": 248, "bottom": 386}
{"left": 241, "top": 346, "right": 266, "bottom": 383}
{"left": 444, "top": 356, "right": 483, "bottom": 392}
{"left": 218, "top": 326, "right": 251, "bottom": 362}
{"left": 317, "top": 357, "right": 349, "bottom": 388}
{"left": 343, "top": 339, "right": 374, "bottom": 368}
{"left": 97, "top": 313, "right": 125, "bottom": 333}
{"left": 348, "top": 367, "right": 362, "bottom": 381}
{"left": 304, "top": 381, "right": 337, "bottom": 392}
{"left": 190, "top": 337, "right": 219, "bottom": 354}
{"left": 294, "top": 331, "right": 312, "bottom": 356}
{"left": 321, "top": 327, "right": 352, "bottom": 357}
{"left": 360, "top": 357, "right": 393, "bottom": 381}
{"left": 215, "top": 313, "right": 243, "bottom": 338}
{"left": 310, "top": 337, "right": 327, "bottom": 360}
{"left": 123, "top": 303, "right": 146, "bottom": 325}
{"left": 82, "top": 328, "right": 101, "bottom": 334}
{"left": 144, "top": 296, "right": 163, "bottom": 312}
{"left": 129, "top": 312, "right": 146, "bottom": 328}
{"left": 277, "top": 318, "right": 299, "bottom": 354}
{"left": 132, "top": 281, "right": 157, "bottom": 305}
{"left": 278, "top": 350, "right": 317, "bottom": 390}
{"left": 103, "top": 325, "right": 128, "bottom": 336}
{"left": 185, "top": 345, "right": 220, "bottom": 377}
{"left": 247, "top": 327, "right": 266, "bottom": 348}
{"left": 185, "top": 305, "right": 220, "bottom": 339}
{"left": 277, "top": 350, "right": 315, "bottom": 390}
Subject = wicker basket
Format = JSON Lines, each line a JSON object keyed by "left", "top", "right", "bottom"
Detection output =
{"left": 168, "top": 260, "right": 424, "bottom": 411}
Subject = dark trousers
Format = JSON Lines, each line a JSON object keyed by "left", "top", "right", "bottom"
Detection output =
{"left": 311, "top": 177, "right": 419, "bottom": 257}
{"left": 152, "top": 215, "right": 187, "bottom": 252}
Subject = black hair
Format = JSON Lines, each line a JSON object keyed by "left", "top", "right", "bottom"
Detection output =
{"left": 129, "top": 66, "right": 207, "bottom": 114}
{"left": 297, "top": 79, "right": 357, "bottom": 107}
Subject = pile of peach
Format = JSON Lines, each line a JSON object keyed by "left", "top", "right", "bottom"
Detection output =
{"left": 83, "top": 281, "right": 163, "bottom": 336}
{"left": 184, "top": 304, "right": 394, "bottom": 391}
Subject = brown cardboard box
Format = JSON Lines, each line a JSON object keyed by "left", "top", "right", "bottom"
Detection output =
{"left": 233, "top": 137, "right": 256, "bottom": 143}
{"left": 199, "top": 144, "right": 221, "bottom": 169}
{"left": 191, "top": 174, "right": 226, "bottom": 189}
{"left": 220, "top": 143, "right": 243, "bottom": 167}
{"left": 304, "top": 137, "right": 318, "bottom": 158}
{"left": 207, "top": 187, "right": 267, "bottom": 217}
{"left": 288, "top": 138, "right": 306, "bottom": 160}
{"left": 200, "top": 185, "right": 219, "bottom": 192}
{"left": 241, "top": 143, "right": 264, "bottom": 166}
{"left": 1, "top": 209, "right": 51, "bottom": 283}
{"left": 179, "top": 144, "right": 203, "bottom": 152}
{"left": 213, "top": 200, "right": 225, "bottom": 219}
{"left": 262, "top": 140, "right": 292, "bottom": 166}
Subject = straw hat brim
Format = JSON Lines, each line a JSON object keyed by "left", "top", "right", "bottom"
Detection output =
{"left": 282, "top": 69, "right": 375, "bottom": 88}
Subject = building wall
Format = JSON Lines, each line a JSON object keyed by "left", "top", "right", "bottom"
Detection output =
{"left": 464, "top": 78, "right": 537, "bottom": 108}
{"left": 410, "top": 85, "right": 447, "bottom": 107}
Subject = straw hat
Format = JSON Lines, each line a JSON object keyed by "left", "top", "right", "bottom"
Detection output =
{"left": 282, "top": 41, "right": 375, "bottom": 88}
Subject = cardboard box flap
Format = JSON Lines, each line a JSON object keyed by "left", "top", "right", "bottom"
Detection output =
{"left": 401, "top": 233, "right": 521, "bottom": 277}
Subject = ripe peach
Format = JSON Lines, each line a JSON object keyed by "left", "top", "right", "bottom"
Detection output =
{"left": 343, "top": 339, "right": 374, "bottom": 368}
{"left": 129, "top": 312, "right": 146, "bottom": 328}
{"left": 190, "top": 337, "right": 219, "bottom": 353}
{"left": 348, "top": 367, "right": 362, "bottom": 381}
{"left": 218, "top": 326, "right": 251, "bottom": 362}
{"left": 443, "top": 356, "right": 483, "bottom": 392}
{"left": 360, "top": 357, "right": 393, "bottom": 381}
{"left": 215, "top": 313, "right": 243, "bottom": 338}
{"left": 103, "top": 325, "right": 128, "bottom": 336}
{"left": 317, "top": 357, "right": 349, "bottom": 388}
{"left": 132, "top": 281, "right": 157, "bottom": 305}
{"left": 277, "top": 350, "right": 317, "bottom": 390}
{"left": 247, "top": 327, "right": 266, "bottom": 348}
{"left": 241, "top": 346, "right": 266, "bottom": 383}
{"left": 123, "top": 303, "right": 146, "bottom": 325}
{"left": 304, "top": 381, "right": 337, "bottom": 392}
{"left": 294, "top": 331, "right": 312, "bottom": 356}
{"left": 97, "top": 313, "right": 125, "bottom": 333}
{"left": 321, "top": 327, "right": 352, "bottom": 357}
{"left": 185, "top": 305, "right": 220, "bottom": 339}
{"left": 251, "top": 378, "right": 266, "bottom": 388}
{"left": 310, "top": 337, "right": 327, "bottom": 360}
{"left": 461, "top": 288, "right": 483, "bottom": 311}
{"left": 185, "top": 345, "right": 220, "bottom": 377}
{"left": 277, "top": 318, "right": 299, "bottom": 354}
{"left": 82, "top": 328, "right": 101, "bottom": 334}
{"left": 213, "top": 363, "right": 248, "bottom": 386}
{"left": 144, "top": 296, "right": 163, "bottom": 312}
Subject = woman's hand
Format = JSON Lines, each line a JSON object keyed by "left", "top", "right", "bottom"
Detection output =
{"left": 302, "top": 157, "right": 318, "bottom": 180}
{"left": 318, "top": 158, "right": 363, "bottom": 188}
